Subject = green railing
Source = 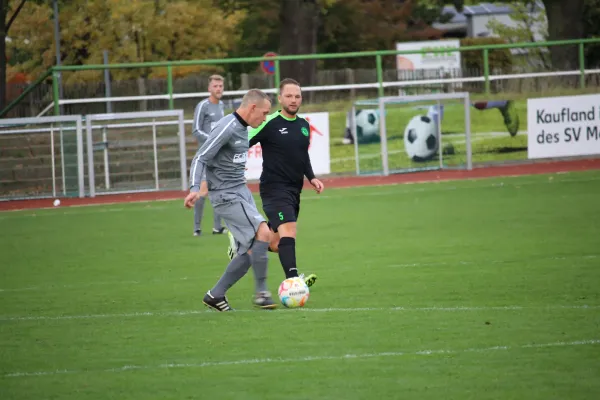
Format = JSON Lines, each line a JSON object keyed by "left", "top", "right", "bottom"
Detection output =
{"left": 2, "top": 37, "right": 600, "bottom": 118}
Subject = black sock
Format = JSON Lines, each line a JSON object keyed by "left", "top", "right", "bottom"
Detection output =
{"left": 278, "top": 237, "right": 298, "bottom": 278}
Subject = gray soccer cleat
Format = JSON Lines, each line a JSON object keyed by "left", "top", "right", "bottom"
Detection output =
{"left": 253, "top": 291, "right": 277, "bottom": 309}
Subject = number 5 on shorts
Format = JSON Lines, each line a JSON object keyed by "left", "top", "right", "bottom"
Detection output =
{"left": 278, "top": 212, "right": 284, "bottom": 220}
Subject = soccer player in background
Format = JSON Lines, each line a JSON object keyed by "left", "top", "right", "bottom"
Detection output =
{"left": 191, "top": 75, "right": 226, "bottom": 237}
{"left": 227, "top": 78, "right": 322, "bottom": 288}
{"left": 184, "top": 89, "right": 276, "bottom": 312}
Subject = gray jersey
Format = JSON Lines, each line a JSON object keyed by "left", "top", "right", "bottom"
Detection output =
{"left": 192, "top": 98, "right": 225, "bottom": 146}
{"left": 189, "top": 113, "right": 249, "bottom": 192}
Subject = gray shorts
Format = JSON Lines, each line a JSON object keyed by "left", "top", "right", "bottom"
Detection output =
{"left": 209, "top": 184, "right": 265, "bottom": 255}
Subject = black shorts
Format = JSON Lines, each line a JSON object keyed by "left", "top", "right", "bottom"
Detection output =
{"left": 260, "top": 185, "right": 301, "bottom": 233}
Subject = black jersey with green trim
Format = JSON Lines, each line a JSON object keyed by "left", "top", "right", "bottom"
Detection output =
{"left": 249, "top": 110, "right": 315, "bottom": 191}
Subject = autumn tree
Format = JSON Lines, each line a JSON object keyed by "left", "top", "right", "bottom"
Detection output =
{"left": 6, "top": 0, "right": 242, "bottom": 87}
{"left": 1, "top": 0, "right": 28, "bottom": 111}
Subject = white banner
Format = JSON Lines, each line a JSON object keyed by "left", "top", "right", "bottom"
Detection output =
{"left": 396, "top": 39, "right": 461, "bottom": 71}
{"left": 245, "top": 112, "right": 330, "bottom": 180}
{"left": 527, "top": 94, "right": 600, "bottom": 159}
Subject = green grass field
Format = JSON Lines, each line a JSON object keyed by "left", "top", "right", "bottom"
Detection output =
{"left": 2, "top": 170, "right": 600, "bottom": 399}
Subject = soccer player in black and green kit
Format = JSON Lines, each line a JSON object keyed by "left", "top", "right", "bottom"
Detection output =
{"left": 227, "top": 78, "right": 323, "bottom": 288}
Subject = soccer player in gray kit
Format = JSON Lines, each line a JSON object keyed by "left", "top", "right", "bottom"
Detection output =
{"left": 184, "top": 89, "right": 276, "bottom": 311}
{"left": 191, "top": 75, "right": 226, "bottom": 236}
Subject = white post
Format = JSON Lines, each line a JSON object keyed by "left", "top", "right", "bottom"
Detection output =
{"left": 378, "top": 97, "right": 389, "bottom": 176}
{"left": 102, "top": 126, "right": 110, "bottom": 189}
{"left": 464, "top": 93, "right": 472, "bottom": 170}
{"left": 437, "top": 100, "right": 443, "bottom": 170}
{"left": 50, "top": 124, "right": 56, "bottom": 197}
{"left": 59, "top": 126, "right": 66, "bottom": 195}
{"left": 75, "top": 117, "right": 85, "bottom": 198}
{"left": 86, "top": 117, "right": 96, "bottom": 197}
{"left": 178, "top": 112, "right": 187, "bottom": 191}
{"left": 350, "top": 106, "right": 360, "bottom": 175}
{"left": 152, "top": 119, "right": 159, "bottom": 190}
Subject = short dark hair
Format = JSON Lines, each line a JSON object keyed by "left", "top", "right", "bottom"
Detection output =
{"left": 241, "top": 89, "right": 271, "bottom": 107}
{"left": 279, "top": 78, "right": 300, "bottom": 91}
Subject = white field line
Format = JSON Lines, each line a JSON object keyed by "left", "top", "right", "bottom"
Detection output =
{"left": 5, "top": 339, "right": 599, "bottom": 378}
{"left": 0, "top": 197, "right": 179, "bottom": 214}
{"left": 0, "top": 205, "right": 170, "bottom": 219}
{"left": 386, "top": 254, "right": 598, "bottom": 268}
{"left": 0, "top": 276, "right": 197, "bottom": 293}
{"left": 1, "top": 304, "right": 598, "bottom": 322}
{"left": 1, "top": 172, "right": 598, "bottom": 219}
{"left": 1, "top": 253, "right": 597, "bottom": 294}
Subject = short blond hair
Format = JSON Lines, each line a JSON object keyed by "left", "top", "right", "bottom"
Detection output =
{"left": 209, "top": 74, "right": 224, "bottom": 84}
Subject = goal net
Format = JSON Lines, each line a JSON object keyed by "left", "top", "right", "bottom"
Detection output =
{"left": 85, "top": 110, "right": 187, "bottom": 197}
{"left": 0, "top": 115, "right": 85, "bottom": 200}
{"left": 347, "top": 92, "right": 472, "bottom": 175}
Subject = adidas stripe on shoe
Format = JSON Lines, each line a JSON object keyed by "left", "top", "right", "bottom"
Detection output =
{"left": 203, "top": 290, "right": 233, "bottom": 312}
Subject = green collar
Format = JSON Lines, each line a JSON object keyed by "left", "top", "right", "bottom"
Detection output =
{"left": 278, "top": 110, "right": 297, "bottom": 121}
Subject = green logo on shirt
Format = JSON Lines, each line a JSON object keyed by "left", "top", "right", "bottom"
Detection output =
{"left": 301, "top": 127, "right": 309, "bottom": 136}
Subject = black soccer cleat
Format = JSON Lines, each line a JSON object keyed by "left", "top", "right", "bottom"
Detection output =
{"left": 212, "top": 227, "right": 227, "bottom": 235}
{"left": 203, "top": 290, "right": 233, "bottom": 312}
{"left": 193, "top": 230, "right": 201, "bottom": 237}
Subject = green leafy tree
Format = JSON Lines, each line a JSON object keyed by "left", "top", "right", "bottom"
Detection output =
{"left": 486, "top": 1, "right": 551, "bottom": 70}
{"left": 454, "top": 0, "right": 585, "bottom": 70}
{"left": 581, "top": 0, "right": 600, "bottom": 68}
{"left": 215, "top": 0, "right": 461, "bottom": 84}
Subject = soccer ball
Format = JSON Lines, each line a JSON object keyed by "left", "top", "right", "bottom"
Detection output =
{"left": 278, "top": 277, "right": 310, "bottom": 308}
{"left": 355, "top": 109, "right": 380, "bottom": 143}
{"left": 403, "top": 115, "right": 438, "bottom": 162}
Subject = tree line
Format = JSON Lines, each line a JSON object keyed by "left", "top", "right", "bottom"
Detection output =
{"left": 1, "top": 0, "right": 598, "bottom": 111}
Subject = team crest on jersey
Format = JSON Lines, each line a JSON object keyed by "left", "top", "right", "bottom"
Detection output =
{"left": 301, "top": 127, "right": 309, "bottom": 136}
{"left": 232, "top": 153, "right": 248, "bottom": 163}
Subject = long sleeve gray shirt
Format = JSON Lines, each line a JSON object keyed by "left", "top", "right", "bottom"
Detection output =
{"left": 192, "top": 98, "right": 225, "bottom": 147}
{"left": 189, "top": 112, "right": 250, "bottom": 192}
